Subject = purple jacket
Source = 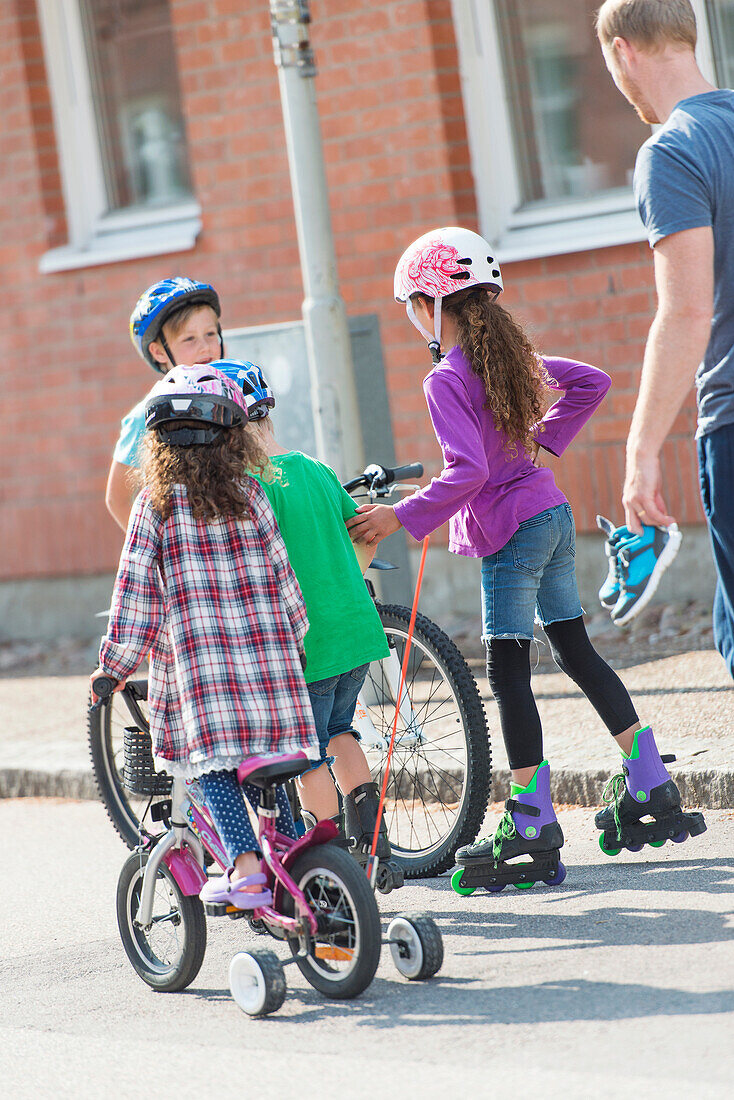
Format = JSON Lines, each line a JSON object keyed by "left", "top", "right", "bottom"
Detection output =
{"left": 393, "top": 347, "right": 611, "bottom": 557}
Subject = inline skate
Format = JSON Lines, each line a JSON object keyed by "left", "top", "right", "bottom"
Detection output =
{"left": 596, "top": 726, "right": 706, "bottom": 855}
{"left": 451, "top": 761, "right": 566, "bottom": 894}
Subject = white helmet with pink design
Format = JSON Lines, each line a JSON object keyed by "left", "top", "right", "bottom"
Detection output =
{"left": 394, "top": 227, "right": 503, "bottom": 361}
{"left": 144, "top": 364, "right": 251, "bottom": 446}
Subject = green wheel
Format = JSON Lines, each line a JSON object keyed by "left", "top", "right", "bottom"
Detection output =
{"left": 648, "top": 839, "right": 665, "bottom": 848}
{"left": 451, "top": 869, "right": 475, "bottom": 896}
{"left": 599, "top": 833, "right": 621, "bottom": 857}
{"left": 513, "top": 880, "right": 534, "bottom": 891}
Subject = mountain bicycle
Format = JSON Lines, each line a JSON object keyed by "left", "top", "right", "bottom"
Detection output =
{"left": 88, "top": 461, "right": 491, "bottom": 877}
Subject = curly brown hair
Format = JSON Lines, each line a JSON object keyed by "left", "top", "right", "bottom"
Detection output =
{"left": 140, "top": 422, "right": 271, "bottom": 521}
{"left": 437, "top": 287, "right": 551, "bottom": 458}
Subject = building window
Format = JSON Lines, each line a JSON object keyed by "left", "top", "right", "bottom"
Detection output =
{"left": 452, "top": 0, "right": 720, "bottom": 261}
{"left": 493, "top": 0, "right": 648, "bottom": 208}
{"left": 37, "top": 0, "right": 200, "bottom": 272}
{"left": 79, "top": 0, "right": 192, "bottom": 212}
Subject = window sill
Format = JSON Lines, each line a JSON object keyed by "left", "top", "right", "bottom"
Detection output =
{"left": 497, "top": 206, "right": 648, "bottom": 265}
{"left": 39, "top": 204, "right": 202, "bottom": 274}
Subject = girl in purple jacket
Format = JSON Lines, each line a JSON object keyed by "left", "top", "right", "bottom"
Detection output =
{"left": 348, "top": 227, "right": 704, "bottom": 887}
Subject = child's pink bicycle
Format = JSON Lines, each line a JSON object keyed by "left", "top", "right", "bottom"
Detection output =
{"left": 92, "top": 678, "right": 443, "bottom": 1016}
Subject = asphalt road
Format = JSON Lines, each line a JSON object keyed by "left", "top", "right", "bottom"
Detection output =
{"left": 3, "top": 799, "right": 734, "bottom": 1099}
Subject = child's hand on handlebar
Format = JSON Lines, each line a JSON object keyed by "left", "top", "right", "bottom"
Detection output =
{"left": 89, "top": 666, "right": 126, "bottom": 704}
{"left": 346, "top": 504, "right": 402, "bottom": 545}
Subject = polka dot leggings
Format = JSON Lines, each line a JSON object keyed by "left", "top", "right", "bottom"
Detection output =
{"left": 197, "top": 769, "right": 299, "bottom": 865}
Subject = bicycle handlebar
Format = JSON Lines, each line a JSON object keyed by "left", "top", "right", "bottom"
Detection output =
{"left": 385, "top": 462, "right": 423, "bottom": 484}
{"left": 343, "top": 461, "right": 424, "bottom": 495}
{"left": 89, "top": 675, "right": 118, "bottom": 712}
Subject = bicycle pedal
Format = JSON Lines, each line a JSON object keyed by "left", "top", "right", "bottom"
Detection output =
{"left": 204, "top": 901, "right": 242, "bottom": 918}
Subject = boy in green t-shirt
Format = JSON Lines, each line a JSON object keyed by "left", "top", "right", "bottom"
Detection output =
{"left": 216, "top": 360, "right": 394, "bottom": 867}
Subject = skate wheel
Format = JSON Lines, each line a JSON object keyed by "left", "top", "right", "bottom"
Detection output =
{"left": 451, "top": 869, "right": 475, "bottom": 896}
{"left": 671, "top": 831, "right": 688, "bottom": 844}
{"left": 648, "top": 839, "right": 665, "bottom": 848}
{"left": 626, "top": 843, "right": 643, "bottom": 853}
{"left": 543, "top": 862, "right": 567, "bottom": 886}
{"left": 513, "top": 880, "right": 534, "bottom": 891}
{"left": 486, "top": 883, "right": 505, "bottom": 893}
{"left": 599, "top": 834, "right": 621, "bottom": 857}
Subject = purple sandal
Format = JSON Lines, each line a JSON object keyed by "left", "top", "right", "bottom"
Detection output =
{"left": 200, "top": 869, "right": 272, "bottom": 910}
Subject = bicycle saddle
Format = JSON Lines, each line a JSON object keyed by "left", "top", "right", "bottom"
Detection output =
{"left": 237, "top": 752, "right": 311, "bottom": 788}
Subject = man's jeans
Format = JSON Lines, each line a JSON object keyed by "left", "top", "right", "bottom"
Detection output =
{"left": 698, "top": 422, "right": 734, "bottom": 679}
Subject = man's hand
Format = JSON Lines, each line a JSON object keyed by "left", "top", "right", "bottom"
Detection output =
{"left": 346, "top": 504, "right": 402, "bottom": 545}
{"left": 623, "top": 450, "right": 676, "bottom": 535}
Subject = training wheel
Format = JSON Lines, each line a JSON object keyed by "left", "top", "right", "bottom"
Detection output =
{"left": 451, "top": 868, "right": 475, "bottom": 896}
{"left": 387, "top": 913, "right": 444, "bottom": 981}
{"left": 598, "top": 833, "right": 621, "bottom": 857}
{"left": 229, "top": 949, "right": 286, "bottom": 1017}
{"left": 543, "top": 862, "right": 567, "bottom": 886}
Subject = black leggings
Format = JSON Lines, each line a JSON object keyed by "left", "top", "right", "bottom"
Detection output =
{"left": 486, "top": 616, "right": 638, "bottom": 770}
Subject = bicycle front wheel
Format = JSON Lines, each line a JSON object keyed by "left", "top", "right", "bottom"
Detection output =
{"left": 88, "top": 680, "right": 169, "bottom": 848}
{"left": 362, "top": 605, "right": 491, "bottom": 877}
{"left": 117, "top": 851, "right": 206, "bottom": 993}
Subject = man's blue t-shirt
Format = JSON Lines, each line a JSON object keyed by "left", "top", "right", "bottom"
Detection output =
{"left": 634, "top": 90, "right": 734, "bottom": 438}
{"left": 112, "top": 399, "right": 147, "bottom": 467}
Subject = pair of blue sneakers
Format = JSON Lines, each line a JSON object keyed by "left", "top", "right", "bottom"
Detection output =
{"left": 597, "top": 516, "right": 682, "bottom": 626}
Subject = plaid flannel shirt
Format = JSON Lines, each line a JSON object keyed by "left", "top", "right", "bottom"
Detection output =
{"left": 100, "top": 480, "right": 319, "bottom": 778}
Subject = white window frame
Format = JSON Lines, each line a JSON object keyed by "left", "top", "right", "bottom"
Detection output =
{"left": 451, "top": 0, "right": 717, "bottom": 262}
{"left": 36, "top": 0, "right": 200, "bottom": 274}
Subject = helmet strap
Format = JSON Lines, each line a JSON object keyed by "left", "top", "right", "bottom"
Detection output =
{"left": 159, "top": 332, "right": 177, "bottom": 369}
{"left": 217, "top": 325, "right": 224, "bottom": 358}
{"left": 406, "top": 298, "right": 444, "bottom": 363}
{"left": 157, "top": 425, "right": 224, "bottom": 446}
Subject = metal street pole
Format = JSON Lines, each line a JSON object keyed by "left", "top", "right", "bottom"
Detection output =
{"left": 269, "top": 0, "right": 365, "bottom": 477}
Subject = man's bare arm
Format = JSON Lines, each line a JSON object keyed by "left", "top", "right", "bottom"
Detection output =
{"left": 623, "top": 226, "right": 713, "bottom": 533}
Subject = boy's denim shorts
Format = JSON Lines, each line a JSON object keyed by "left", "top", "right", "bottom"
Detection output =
{"left": 304, "top": 663, "right": 370, "bottom": 772}
{"left": 481, "top": 503, "right": 583, "bottom": 643}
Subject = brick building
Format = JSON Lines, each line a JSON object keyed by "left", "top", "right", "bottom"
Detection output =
{"left": 1, "top": 0, "right": 727, "bottom": 639}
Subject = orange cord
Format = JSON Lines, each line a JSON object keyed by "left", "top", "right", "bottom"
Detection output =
{"left": 366, "top": 536, "right": 430, "bottom": 883}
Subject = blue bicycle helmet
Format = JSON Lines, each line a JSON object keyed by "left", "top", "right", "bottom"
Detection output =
{"left": 129, "top": 277, "right": 222, "bottom": 372}
{"left": 212, "top": 359, "right": 276, "bottom": 421}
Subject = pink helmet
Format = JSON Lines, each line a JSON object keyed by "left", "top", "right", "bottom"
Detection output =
{"left": 394, "top": 227, "right": 503, "bottom": 361}
{"left": 144, "top": 365, "right": 251, "bottom": 446}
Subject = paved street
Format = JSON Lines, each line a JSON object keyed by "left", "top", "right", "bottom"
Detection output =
{"left": 3, "top": 798, "right": 733, "bottom": 1098}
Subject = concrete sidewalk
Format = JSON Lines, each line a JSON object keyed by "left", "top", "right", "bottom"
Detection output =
{"left": 0, "top": 642, "right": 731, "bottom": 809}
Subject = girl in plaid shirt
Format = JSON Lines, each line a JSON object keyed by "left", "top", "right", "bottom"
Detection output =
{"left": 91, "top": 366, "right": 319, "bottom": 909}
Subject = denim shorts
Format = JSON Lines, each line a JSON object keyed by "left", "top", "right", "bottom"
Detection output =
{"left": 305, "top": 663, "right": 370, "bottom": 772}
{"left": 481, "top": 503, "right": 583, "bottom": 642}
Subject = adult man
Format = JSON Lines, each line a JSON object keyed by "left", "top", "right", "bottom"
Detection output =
{"left": 597, "top": 0, "right": 734, "bottom": 678}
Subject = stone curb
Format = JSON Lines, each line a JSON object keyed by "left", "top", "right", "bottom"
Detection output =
{"left": 2, "top": 764, "right": 732, "bottom": 809}
{"left": 0, "top": 768, "right": 98, "bottom": 801}
{"left": 493, "top": 767, "right": 734, "bottom": 811}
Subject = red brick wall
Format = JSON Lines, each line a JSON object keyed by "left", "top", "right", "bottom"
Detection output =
{"left": 0, "top": 0, "right": 702, "bottom": 582}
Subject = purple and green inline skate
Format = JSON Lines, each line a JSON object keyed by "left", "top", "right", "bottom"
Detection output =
{"left": 451, "top": 761, "right": 566, "bottom": 894}
{"left": 596, "top": 726, "right": 706, "bottom": 855}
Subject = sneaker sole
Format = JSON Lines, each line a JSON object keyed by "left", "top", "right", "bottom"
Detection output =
{"left": 612, "top": 526, "right": 682, "bottom": 627}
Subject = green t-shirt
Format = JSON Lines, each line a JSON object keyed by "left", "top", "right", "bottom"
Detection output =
{"left": 256, "top": 452, "right": 389, "bottom": 682}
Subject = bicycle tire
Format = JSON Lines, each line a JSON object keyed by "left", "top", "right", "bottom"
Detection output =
{"left": 284, "top": 845, "right": 381, "bottom": 999}
{"left": 116, "top": 851, "right": 207, "bottom": 993}
{"left": 88, "top": 683, "right": 168, "bottom": 848}
{"left": 363, "top": 604, "right": 491, "bottom": 878}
